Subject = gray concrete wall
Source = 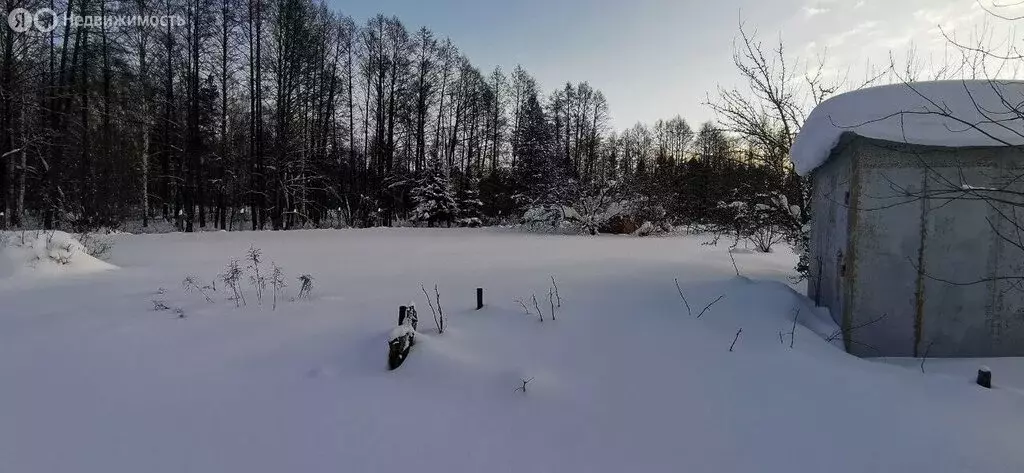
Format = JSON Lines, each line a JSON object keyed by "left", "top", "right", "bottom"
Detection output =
{"left": 845, "top": 140, "right": 925, "bottom": 357}
{"left": 808, "top": 137, "right": 855, "bottom": 336}
{"left": 844, "top": 138, "right": 1024, "bottom": 357}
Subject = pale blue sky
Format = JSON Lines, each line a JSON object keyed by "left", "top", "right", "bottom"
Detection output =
{"left": 331, "top": 0, "right": 1013, "bottom": 129}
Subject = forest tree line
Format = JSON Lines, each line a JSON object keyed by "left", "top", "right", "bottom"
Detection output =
{"left": 0, "top": 0, "right": 803, "bottom": 235}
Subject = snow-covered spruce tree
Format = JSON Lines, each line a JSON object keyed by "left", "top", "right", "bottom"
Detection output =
{"left": 513, "top": 91, "right": 580, "bottom": 230}
{"left": 409, "top": 162, "right": 460, "bottom": 228}
{"left": 513, "top": 93, "right": 558, "bottom": 205}
{"left": 455, "top": 178, "right": 484, "bottom": 227}
{"left": 479, "top": 168, "right": 519, "bottom": 223}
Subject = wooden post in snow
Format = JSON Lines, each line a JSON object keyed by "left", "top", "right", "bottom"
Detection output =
{"left": 476, "top": 288, "right": 484, "bottom": 310}
{"left": 389, "top": 305, "right": 417, "bottom": 371}
{"left": 977, "top": 366, "right": 992, "bottom": 389}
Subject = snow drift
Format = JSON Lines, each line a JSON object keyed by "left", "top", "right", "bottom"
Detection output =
{"left": 0, "top": 230, "right": 118, "bottom": 279}
{"left": 791, "top": 80, "right": 1024, "bottom": 175}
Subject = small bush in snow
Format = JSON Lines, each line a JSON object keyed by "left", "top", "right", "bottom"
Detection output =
{"left": 521, "top": 204, "right": 582, "bottom": 232}
{"left": 270, "top": 263, "right": 286, "bottom": 310}
{"left": 246, "top": 245, "right": 267, "bottom": 304}
{"left": 715, "top": 192, "right": 800, "bottom": 253}
{"left": 420, "top": 284, "right": 445, "bottom": 334}
{"left": 75, "top": 231, "right": 114, "bottom": 260}
{"left": 633, "top": 221, "right": 657, "bottom": 237}
{"left": 221, "top": 259, "right": 246, "bottom": 307}
{"left": 456, "top": 217, "right": 483, "bottom": 228}
{"left": 573, "top": 181, "right": 624, "bottom": 235}
{"left": 182, "top": 275, "right": 214, "bottom": 303}
{"left": 296, "top": 274, "right": 314, "bottom": 299}
{"left": 58, "top": 245, "right": 75, "bottom": 265}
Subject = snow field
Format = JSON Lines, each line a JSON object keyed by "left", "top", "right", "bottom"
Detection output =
{"left": 1, "top": 228, "right": 1022, "bottom": 473}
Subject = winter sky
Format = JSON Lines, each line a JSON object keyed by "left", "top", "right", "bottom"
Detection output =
{"left": 332, "top": 0, "right": 1019, "bottom": 129}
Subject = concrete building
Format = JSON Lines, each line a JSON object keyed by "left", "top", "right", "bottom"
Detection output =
{"left": 792, "top": 81, "right": 1024, "bottom": 357}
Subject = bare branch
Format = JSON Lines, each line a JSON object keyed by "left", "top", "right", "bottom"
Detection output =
{"left": 531, "top": 294, "right": 543, "bottom": 322}
{"left": 514, "top": 377, "right": 535, "bottom": 394}
{"left": 421, "top": 284, "right": 444, "bottom": 334}
{"left": 550, "top": 275, "right": 561, "bottom": 308}
{"left": 697, "top": 295, "right": 726, "bottom": 319}
{"left": 729, "top": 328, "right": 743, "bottom": 352}
{"left": 674, "top": 278, "right": 693, "bottom": 317}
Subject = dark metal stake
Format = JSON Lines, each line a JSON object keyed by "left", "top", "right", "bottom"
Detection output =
{"left": 977, "top": 366, "right": 992, "bottom": 389}
{"left": 476, "top": 288, "right": 484, "bottom": 310}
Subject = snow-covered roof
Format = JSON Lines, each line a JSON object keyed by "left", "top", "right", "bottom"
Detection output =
{"left": 790, "top": 80, "right": 1024, "bottom": 175}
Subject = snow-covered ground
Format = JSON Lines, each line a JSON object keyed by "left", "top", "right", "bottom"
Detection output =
{"left": 2, "top": 228, "right": 1023, "bottom": 473}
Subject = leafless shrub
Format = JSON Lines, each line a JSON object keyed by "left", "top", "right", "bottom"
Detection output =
{"left": 182, "top": 275, "right": 214, "bottom": 303}
{"left": 702, "top": 233, "right": 723, "bottom": 246}
{"left": 246, "top": 245, "right": 266, "bottom": 304}
{"left": 75, "top": 231, "right": 113, "bottom": 260}
{"left": 421, "top": 283, "right": 445, "bottom": 334}
{"left": 297, "top": 274, "right": 314, "bottom": 299}
{"left": 270, "top": 263, "right": 286, "bottom": 310}
{"left": 52, "top": 243, "right": 74, "bottom": 265}
{"left": 550, "top": 276, "right": 561, "bottom": 308}
{"left": 174, "top": 307, "right": 186, "bottom": 319}
{"left": 221, "top": 259, "right": 246, "bottom": 307}
{"left": 152, "top": 300, "right": 171, "bottom": 311}
{"left": 514, "top": 298, "right": 531, "bottom": 314}
{"left": 0, "top": 231, "right": 10, "bottom": 249}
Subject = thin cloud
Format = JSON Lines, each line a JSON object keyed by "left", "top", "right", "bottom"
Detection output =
{"left": 803, "top": 6, "right": 830, "bottom": 18}
{"left": 827, "top": 21, "right": 879, "bottom": 47}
